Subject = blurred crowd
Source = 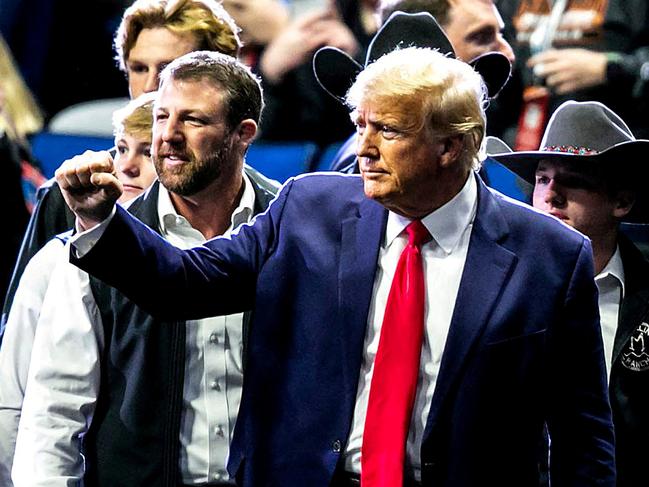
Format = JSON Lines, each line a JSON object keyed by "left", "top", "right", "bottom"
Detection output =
{"left": 1, "top": 0, "right": 649, "bottom": 485}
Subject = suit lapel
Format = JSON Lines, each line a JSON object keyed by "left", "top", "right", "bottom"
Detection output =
{"left": 424, "top": 180, "right": 517, "bottom": 436}
{"left": 339, "top": 197, "right": 387, "bottom": 405}
{"left": 612, "top": 236, "right": 649, "bottom": 364}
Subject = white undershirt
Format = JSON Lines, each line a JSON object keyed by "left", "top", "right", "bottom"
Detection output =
{"left": 344, "top": 174, "right": 478, "bottom": 481}
{"left": 595, "top": 246, "right": 625, "bottom": 378}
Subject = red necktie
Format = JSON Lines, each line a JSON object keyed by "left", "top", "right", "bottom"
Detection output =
{"left": 361, "top": 220, "right": 431, "bottom": 487}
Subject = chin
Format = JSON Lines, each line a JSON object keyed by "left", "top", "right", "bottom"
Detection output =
{"left": 363, "top": 181, "right": 389, "bottom": 202}
{"left": 118, "top": 194, "right": 136, "bottom": 204}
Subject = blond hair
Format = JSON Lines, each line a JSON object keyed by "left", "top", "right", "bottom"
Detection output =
{"left": 0, "top": 35, "right": 44, "bottom": 142}
{"left": 113, "top": 92, "right": 156, "bottom": 141}
{"left": 347, "top": 47, "right": 487, "bottom": 170}
{"left": 114, "top": 0, "right": 241, "bottom": 72}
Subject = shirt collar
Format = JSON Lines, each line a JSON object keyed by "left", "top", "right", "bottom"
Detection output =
{"left": 158, "top": 170, "right": 256, "bottom": 237}
{"left": 232, "top": 170, "right": 256, "bottom": 232}
{"left": 385, "top": 172, "right": 478, "bottom": 254}
{"left": 596, "top": 245, "right": 625, "bottom": 297}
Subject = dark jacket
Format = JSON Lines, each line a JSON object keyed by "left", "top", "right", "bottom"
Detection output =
{"left": 0, "top": 134, "right": 30, "bottom": 311}
{"left": 83, "top": 175, "right": 277, "bottom": 486}
{"left": 610, "top": 235, "right": 649, "bottom": 487}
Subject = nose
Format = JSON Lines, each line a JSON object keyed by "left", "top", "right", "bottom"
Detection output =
{"left": 159, "top": 115, "right": 183, "bottom": 144}
{"left": 116, "top": 151, "right": 140, "bottom": 178}
{"left": 495, "top": 35, "right": 516, "bottom": 64}
{"left": 543, "top": 179, "right": 566, "bottom": 207}
{"left": 356, "top": 127, "right": 378, "bottom": 161}
{"left": 143, "top": 69, "right": 160, "bottom": 93}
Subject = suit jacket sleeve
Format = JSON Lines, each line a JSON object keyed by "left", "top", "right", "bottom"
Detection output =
{"left": 71, "top": 179, "right": 293, "bottom": 322}
{"left": 548, "top": 238, "right": 616, "bottom": 485}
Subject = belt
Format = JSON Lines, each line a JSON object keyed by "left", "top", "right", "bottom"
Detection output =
{"left": 330, "top": 470, "right": 422, "bottom": 487}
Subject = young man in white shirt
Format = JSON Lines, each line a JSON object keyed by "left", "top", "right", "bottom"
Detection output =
{"left": 0, "top": 92, "right": 158, "bottom": 486}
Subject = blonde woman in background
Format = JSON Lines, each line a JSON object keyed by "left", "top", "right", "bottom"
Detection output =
{"left": 0, "top": 36, "right": 44, "bottom": 146}
{"left": 0, "top": 34, "right": 45, "bottom": 306}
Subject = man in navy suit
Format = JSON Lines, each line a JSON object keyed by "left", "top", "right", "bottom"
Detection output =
{"left": 55, "top": 48, "right": 614, "bottom": 486}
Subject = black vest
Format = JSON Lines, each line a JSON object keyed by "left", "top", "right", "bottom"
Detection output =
{"left": 83, "top": 171, "right": 277, "bottom": 486}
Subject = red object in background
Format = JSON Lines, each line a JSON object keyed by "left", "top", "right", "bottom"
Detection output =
{"left": 515, "top": 86, "right": 550, "bottom": 151}
{"left": 21, "top": 160, "right": 46, "bottom": 213}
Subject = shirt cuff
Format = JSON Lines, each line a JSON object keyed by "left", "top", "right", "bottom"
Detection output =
{"left": 69, "top": 207, "right": 116, "bottom": 258}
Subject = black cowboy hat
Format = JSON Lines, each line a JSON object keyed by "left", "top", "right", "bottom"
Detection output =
{"left": 313, "top": 11, "right": 512, "bottom": 103}
{"left": 487, "top": 101, "right": 649, "bottom": 223}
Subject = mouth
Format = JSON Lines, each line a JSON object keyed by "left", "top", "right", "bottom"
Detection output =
{"left": 361, "top": 171, "right": 387, "bottom": 183}
{"left": 359, "top": 160, "right": 386, "bottom": 177}
{"left": 122, "top": 184, "right": 143, "bottom": 192}
{"left": 549, "top": 211, "right": 568, "bottom": 220}
{"left": 160, "top": 153, "right": 190, "bottom": 168}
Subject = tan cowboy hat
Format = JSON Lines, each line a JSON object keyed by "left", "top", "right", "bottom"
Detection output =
{"left": 487, "top": 101, "right": 649, "bottom": 223}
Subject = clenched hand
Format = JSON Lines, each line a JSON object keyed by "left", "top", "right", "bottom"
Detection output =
{"left": 55, "top": 150, "right": 123, "bottom": 230}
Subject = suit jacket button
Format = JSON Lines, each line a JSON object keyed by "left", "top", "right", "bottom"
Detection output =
{"left": 332, "top": 440, "right": 342, "bottom": 453}
{"left": 422, "top": 461, "right": 435, "bottom": 470}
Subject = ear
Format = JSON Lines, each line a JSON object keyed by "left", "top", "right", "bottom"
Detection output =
{"left": 437, "top": 135, "right": 464, "bottom": 168}
{"left": 232, "top": 119, "right": 258, "bottom": 150}
{"left": 613, "top": 190, "right": 635, "bottom": 220}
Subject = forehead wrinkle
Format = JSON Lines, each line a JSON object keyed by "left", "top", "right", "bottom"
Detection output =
{"left": 359, "top": 98, "right": 424, "bottom": 131}
{"left": 159, "top": 79, "right": 224, "bottom": 109}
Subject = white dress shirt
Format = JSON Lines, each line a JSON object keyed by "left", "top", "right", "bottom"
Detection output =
{"left": 0, "top": 238, "right": 67, "bottom": 486}
{"left": 344, "top": 174, "right": 478, "bottom": 481}
{"left": 13, "top": 175, "right": 256, "bottom": 486}
{"left": 158, "top": 176, "right": 255, "bottom": 484}
{"left": 595, "top": 246, "right": 624, "bottom": 377}
{"left": 12, "top": 239, "right": 103, "bottom": 487}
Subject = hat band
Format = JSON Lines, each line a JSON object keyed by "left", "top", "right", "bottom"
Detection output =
{"left": 542, "top": 145, "right": 599, "bottom": 155}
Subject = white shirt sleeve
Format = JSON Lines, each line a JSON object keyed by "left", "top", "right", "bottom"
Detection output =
{"left": 70, "top": 207, "right": 116, "bottom": 258}
{"left": 0, "top": 239, "right": 66, "bottom": 486}
{"left": 11, "top": 242, "right": 104, "bottom": 487}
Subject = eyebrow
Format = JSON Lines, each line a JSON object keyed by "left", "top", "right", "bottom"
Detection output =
{"left": 126, "top": 59, "right": 145, "bottom": 68}
{"left": 366, "top": 114, "right": 407, "bottom": 128}
{"left": 466, "top": 24, "right": 496, "bottom": 42}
